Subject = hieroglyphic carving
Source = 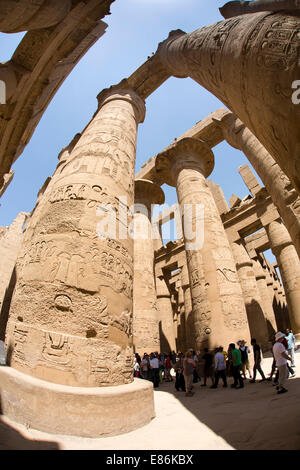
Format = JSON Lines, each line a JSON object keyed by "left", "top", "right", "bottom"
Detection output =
{"left": 42, "top": 332, "right": 71, "bottom": 368}
{"left": 13, "top": 324, "right": 29, "bottom": 364}
{"left": 20, "top": 238, "right": 133, "bottom": 298}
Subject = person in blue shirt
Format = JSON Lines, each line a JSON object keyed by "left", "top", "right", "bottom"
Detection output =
{"left": 285, "top": 329, "right": 296, "bottom": 368}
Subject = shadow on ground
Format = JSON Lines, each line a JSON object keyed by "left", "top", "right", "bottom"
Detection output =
{"left": 155, "top": 359, "right": 300, "bottom": 450}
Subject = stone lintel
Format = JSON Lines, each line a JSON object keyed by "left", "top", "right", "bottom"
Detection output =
{"left": 136, "top": 108, "right": 230, "bottom": 184}
{"left": 238, "top": 164, "right": 262, "bottom": 196}
{"left": 245, "top": 228, "right": 270, "bottom": 255}
{"left": 222, "top": 191, "right": 278, "bottom": 242}
{"left": 229, "top": 194, "right": 242, "bottom": 209}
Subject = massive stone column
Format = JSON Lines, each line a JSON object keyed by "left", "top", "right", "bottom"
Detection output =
{"left": 176, "top": 281, "right": 186, "bottom": 353}
{"left": 265, "top": 220, "right": 300, "bottom": 339}
{"left": 155, "top": 273, "right": 176, "bottom": 353}
{"left": 180, "top": 264, "right": 194, "bottom": 350}
{"left": 2, "top": 83, "right": 155, "bottom": 437}
{"left": 133, "top": 179, "right": 164, "bottom": 354}
{"left": 156, "top": 138, "right": 251, "bottom": 350}
{"left": 215, "top": 113, "right": 300, "bottom": 259}
{"left": 157, "top": 12, "right": 300, "bottom": 194}
{"left": 231, "top": 241, "right": 270, "bottom": 347}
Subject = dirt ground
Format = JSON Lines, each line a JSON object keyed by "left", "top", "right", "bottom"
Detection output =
{"left": 0, "top": 352, "right": 299, "bottom": 450}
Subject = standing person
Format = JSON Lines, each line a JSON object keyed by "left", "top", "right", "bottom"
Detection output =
{"left": 211, "top": 347, "right": 227, "bottom": 389}
{"left": 273, "top": 332, "right": 293, "bottom": 394}
{"left": 164, "top": 354, "right": 173, "bottom": 382}
{"left": 183, "top": 351, "right": 196, "bottom": 397}
{"left": 249, "top": 338, "right": 266, "bottom": 383}
{"left": 149, "top": 353, "right": 160, "bottom": 388}
{"left": 201, "top": 348, "right": 214, "bottom": 387}
{"left": 285, "top": 329, "right": 296, "bottom": 368}
{"left": 239, "top": 340, "right": 252, "bottom": 379}
{"left": 192, "top": 350, "right": 200, "bottom": 383}
{"left": 140, "top": 353, "right": 150, "bottom": 380}
{"left": 133, "top": 356, "right": 140, "bottom": 378}
{"left": 226, "top": 345, "right": 233, "bottom": 377}
{"left": 230, "top": 343, "right": 244, "bottom": 389}
{"left": 158, "top": 354, "right": 165, "bottom": 383}
{"left": 174, "top": 353, "right": 186, "bottom": 392}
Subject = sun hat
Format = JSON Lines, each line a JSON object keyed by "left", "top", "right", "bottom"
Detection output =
{"left": 275, "top": 331, "right": 285, "bottom": 341}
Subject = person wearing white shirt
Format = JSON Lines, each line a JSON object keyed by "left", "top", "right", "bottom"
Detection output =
{"left": 273, "top": 331, "right": 293, "bottom": 394}
{"left": 210, "top": 347, "right": 227, "bottom": 389}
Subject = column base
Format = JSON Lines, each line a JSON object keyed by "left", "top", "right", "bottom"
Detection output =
{"left": 0, "top": 367, "right": 155, "bottom": 438}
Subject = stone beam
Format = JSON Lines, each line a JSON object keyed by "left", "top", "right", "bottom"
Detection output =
{"left": 136, "top": 108, "right": 230, "bottom": 184}
{"left": 222, "top": 188, "right": 280, "bottom": 243}
{"left": 0, "top": 0, "right": 114, "bottom": 189}
{"left": 245, "top": 229, "right": 270, "bottom": 257}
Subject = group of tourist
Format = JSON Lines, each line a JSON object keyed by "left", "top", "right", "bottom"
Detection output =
{"left": 133, "top": 329, "right": 296, "bottom": 397}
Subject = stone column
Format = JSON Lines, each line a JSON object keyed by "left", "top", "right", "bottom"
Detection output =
{"left": 251, "top": 257, "right": 278, "bottom": 341}
{"left": 6, "top": 84, "right": 146, "bottom": 387}
{"left": 265, "top": 220, "right": 300, "bottom": 339}
{"left": 180, "top": 264, "right": 194, "bottom": 350}
{"left": 157, "top": 13, "right": 300, "bottom": 194}
{"left": 133, "top": 179, "right": 164, "bottom": 354}
{"left": 231, "top": 241, "right": 270, "bottom": 347}
{"left": 216, "top": 114, "right": 300, "bottom": 259}
{"left": 155, "top": 273, "right": 176, "bottom": 353}
{"left": 176, "top": 281, "right": 186, "bottom": 353}
{"left": 156, "top": 138, "right": 251, "bottom": 350}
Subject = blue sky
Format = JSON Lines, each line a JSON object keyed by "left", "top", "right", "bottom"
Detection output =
{"left": 0, "top": 0, "right": 273, "bottom": 259}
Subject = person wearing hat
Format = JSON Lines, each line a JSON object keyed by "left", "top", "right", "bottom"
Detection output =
{"left": 273, "top": 332, "right": 293, "bottom": 394}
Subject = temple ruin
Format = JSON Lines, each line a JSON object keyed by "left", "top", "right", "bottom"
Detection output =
{"left": 0, "top": 0, "right": 299, "bottom": 439}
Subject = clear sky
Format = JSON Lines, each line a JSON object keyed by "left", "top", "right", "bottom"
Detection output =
{"left": 0, "top": 0, "right": 275, "bottom": 261}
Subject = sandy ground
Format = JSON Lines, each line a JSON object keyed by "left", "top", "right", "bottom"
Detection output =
{"left": 0, "top": 351, "right": 299, "bottom": 450}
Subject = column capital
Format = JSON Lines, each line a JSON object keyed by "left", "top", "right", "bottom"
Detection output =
{"left": 155, "top": 137, "right": 214, "bottom": 187}
{"left": 97, "top": 80, "right": 146, "bottom": 123}
{"left": 213, "top": 113, "right": 245, "bottom": 150}
{"left": 231, "top": 240, "right": 254, "bottom": 270}
{"left": 134, "top": 179, "right": 165, "bottom": 210}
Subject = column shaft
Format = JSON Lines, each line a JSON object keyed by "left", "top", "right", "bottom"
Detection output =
{"left": 220, "top": 115, "right": 300, "bottom": 258}
{"left": 6, "top": 87, "right": 145, "bottom": 386}
{"left": 176, "top": 168, "right": 251, "bottom": 349}
{"left": 231, "top": 242, "right": 270, "bottom": 347}
{"left": 156, "top": 275, "right": 176, "bottom": 353}
{"left": 266, "top": 220, "right": 300, "bottom": 338}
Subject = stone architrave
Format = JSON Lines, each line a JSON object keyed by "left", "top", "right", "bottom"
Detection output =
{"left": 215, "top": 114, "right": 300, "bottom": 259}
{"left": 265, "top": 220, "right": 300, "bottom": 339}
{"left": 155, "top": 274, "right": 176, "bottom": 353}
{"left": 155, "top": 138, "right": 251, "bottom": 350}
{"left": 157, "top": 12, "right": 300, "bottom": 194}
{"left": 133, "top": 179, "right": 165, "bottom": 354}
{"left": 231, "top": 241, "right": 270, "bottom": 347}
{"left": 6, "top": 83, "right": 146, "bottom": 388}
